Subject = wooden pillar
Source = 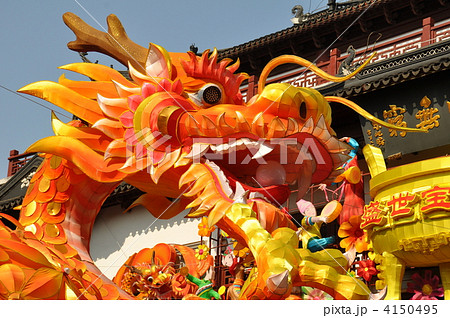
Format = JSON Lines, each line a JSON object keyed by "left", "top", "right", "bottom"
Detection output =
{"left": 7, "top": 149, "right": 19, "bottom": 177}
{"left": 246, "top": 75, "right": 257, "bottom": 101}
{"left": 421, "top": 17, "right": 435, "bottom": 46}
{"left": 328, "top": 48, "right": 341, "bottom": 76}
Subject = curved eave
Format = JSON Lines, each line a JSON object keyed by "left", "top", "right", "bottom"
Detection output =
{"left": 332, "top": 40, "right": 450, "bottom": 97}
{"left": 217, "top": 0, "right": 384, "bottom": 58}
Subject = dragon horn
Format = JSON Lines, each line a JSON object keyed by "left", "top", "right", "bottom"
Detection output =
{"left": 325, "top": 96, "right": 427, "bottom": 133}
{"left": 125, "top": 265, "right": 143, "bottom": 275}
{"left": 258, "top": 52, "right": 376, "bottom": 94}
{"left": 151, "top": 250, "right": 156, "bottom": 265}
{"left": 63, "top": 12, "right": 147, "bottom": 72}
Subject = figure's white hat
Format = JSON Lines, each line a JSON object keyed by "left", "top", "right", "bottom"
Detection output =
{"left": 296, "top": 199, "right": 315, "bottom": 216}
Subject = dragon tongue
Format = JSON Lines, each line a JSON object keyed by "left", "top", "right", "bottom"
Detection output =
{"left": 257, "top": 184, "right": 291, "bottom": 205}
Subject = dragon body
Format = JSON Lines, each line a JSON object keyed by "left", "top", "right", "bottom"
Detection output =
{"left": 0, "top": 13, "right": 423, "bottom": 300}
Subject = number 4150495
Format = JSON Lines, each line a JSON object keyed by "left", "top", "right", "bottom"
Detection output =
{"left": 383, "top": 304, "right": 437, "bottom": 315}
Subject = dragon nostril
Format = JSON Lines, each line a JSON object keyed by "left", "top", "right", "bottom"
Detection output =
{"left": 299, "top": 101, "right": 307, "bottom": 119}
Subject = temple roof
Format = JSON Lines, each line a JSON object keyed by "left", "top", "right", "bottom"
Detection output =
{"left": 321, "top": 37, "right": 450, "bottom": 97}
{"left": 218, "top": 0, "right": 450, "bottom": 75}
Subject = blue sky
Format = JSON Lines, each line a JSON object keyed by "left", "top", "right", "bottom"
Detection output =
{"left": 0, "top": 1, "right": 330, "bottom": 177}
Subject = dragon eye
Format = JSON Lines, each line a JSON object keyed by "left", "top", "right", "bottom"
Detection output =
{"left": 198, "top": 84, "right": 222, "bottom": 105}
{"left": 147, "top": 276, "right": 153, "bottom": 283}
{"left": 299, "top": 101, "right": 307, "bottom": 119}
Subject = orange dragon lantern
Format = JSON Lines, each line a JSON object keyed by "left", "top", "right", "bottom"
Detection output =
{"left": 112, "top": 243, "right": 213, "bottom": 300}
{"left": 0, "top": 13, "right": 424, "bottom": 300}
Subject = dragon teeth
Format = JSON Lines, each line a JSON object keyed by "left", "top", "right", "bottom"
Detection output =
{"left": 325, "top": 138, "right": 354, "bottom": 153}
{"left": 242, "top": 138, "right": 260, "bottom": 149}
{"left": 184, "top": 144, "right": 210, "bottom": 159}
{"left": 249, "top": 191, "right": 269, "bottom": 202}
{"left": 324, "top": 137, "right": 343, "bottom": 152}
{"left": 300, "top": 117, "right": 314, "bottom": 134}
{"left": 252, "top": 143, "right": 275, "bottom": 159}
{"left": 331, "top": 153, "right": 352, "bottom": 169}
{"left": 338, "top": 140, "right": 354, "bottom": 151}
{"left": 287, "top": 117, "right": 299, "bottom": 134}
{"left": 249, "top": 192, "right": 262, "bottom": 199}
{"left": 232, "top": 181, "right": 247, "bottom": 201}
{"left": 312, "top": 116, "right": 332, "bottom": 141}
{"left": 204, "top": 160, "right": 233, "bottom": 197}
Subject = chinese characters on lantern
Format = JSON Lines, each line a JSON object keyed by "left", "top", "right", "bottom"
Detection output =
{"left": 387, "top": 192, "right": 419, "bottom": 219}
{"left": 421, "top": 186, "right": 450, "bottom": 213}
{"left": 360, "top": 201, "right": 387, "bottom": 228}
{"left": 361, "top": 186, "right": 450, "bottom": 229}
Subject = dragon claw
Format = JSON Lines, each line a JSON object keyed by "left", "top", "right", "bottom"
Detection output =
{"left": 266, "top": 270, "right": 290, "bottom": 296}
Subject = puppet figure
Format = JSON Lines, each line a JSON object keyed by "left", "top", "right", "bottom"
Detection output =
{"left": 296, "top": 199, "right": 341, "bottom": 252}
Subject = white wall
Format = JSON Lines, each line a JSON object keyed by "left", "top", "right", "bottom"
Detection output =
{"left": 90, "top": 204, "right": 201, "bottom": 280}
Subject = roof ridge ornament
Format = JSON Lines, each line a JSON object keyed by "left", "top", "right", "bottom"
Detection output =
{"left": 291, "top": 5, "right": 310, "bottom": 25}
{"left": 338, "top": 45, "right": 358, "bottom": 76}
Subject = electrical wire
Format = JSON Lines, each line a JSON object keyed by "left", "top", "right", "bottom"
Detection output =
{"left": 0, "top": 83, "right": 72, "bottom": 120}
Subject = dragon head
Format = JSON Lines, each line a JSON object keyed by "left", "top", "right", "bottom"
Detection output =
{"left": 19, "top": 13, "right": 424, "bottom": 243}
